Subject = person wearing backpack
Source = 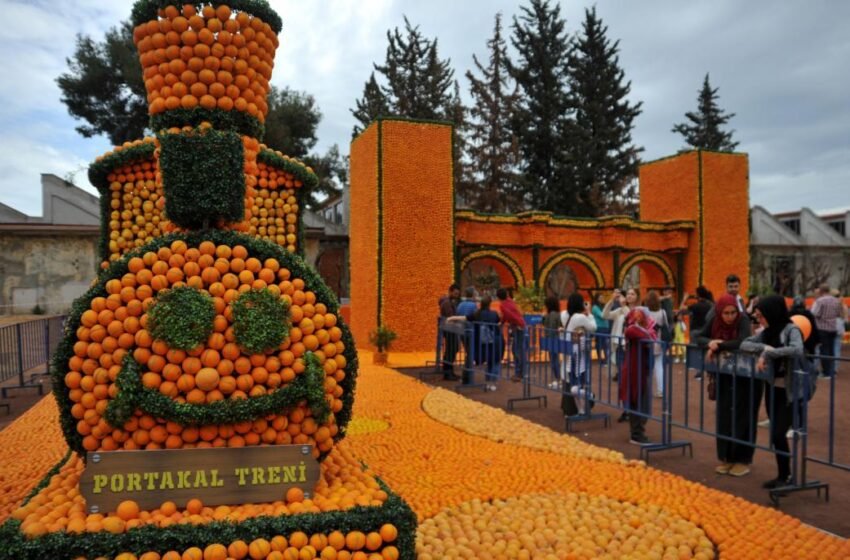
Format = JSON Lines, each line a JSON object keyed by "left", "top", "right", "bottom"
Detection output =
{"left": 446, "top": 296, "right": 503, "bottom": 392}
{"left": 741, "top": 295, "right": 814, "bottom": 490}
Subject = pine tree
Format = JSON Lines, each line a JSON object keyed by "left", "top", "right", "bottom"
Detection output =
{"left": 565, "top": 7, "right": 643, "bottom": 217}
{"left": 509, "top": 0, "right": 574, "bottom": 212}
{"left": 351, "top": 73, "right": 389, "bottom": 136}
{"left": 447, "top": 80, "right": 475, "bottom": 204}
{"left": 465, "top": 13, "right": 522, "bottom": 213}
{"left": 672, "top": 73, "right": 739, "bottom": 152}
{"left": 375, "top": 17, "right": 454, "bottom": 120}
{"left": 264, "top": 86, "right": 320, "bottom": 159}
{"left": 302, "top": 145, "right": 348, "bottom": 210}
{"left": 351, "top": 17, "right": 462, "bottom": 188}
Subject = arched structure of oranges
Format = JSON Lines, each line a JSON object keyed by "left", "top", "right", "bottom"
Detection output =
{"left": 53, "top": 234, "right": 356, "bottom": 460}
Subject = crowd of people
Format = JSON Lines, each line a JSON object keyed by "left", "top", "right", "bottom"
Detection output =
{"left": 438, "top": 277, "right": 847, "bottom": 487}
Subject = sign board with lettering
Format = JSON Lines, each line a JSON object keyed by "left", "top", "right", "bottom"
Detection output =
{"left": 80, "top": 445, "right": 320, "bottom": 514}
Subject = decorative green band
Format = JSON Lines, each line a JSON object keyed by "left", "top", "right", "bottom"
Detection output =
{"left": 458, "top": 249, "right": 525, "bottom": 287}
{"left": 0, "top": 478, "right": 416, "bottom": 560}
{"left": 376, "top": 120, "right": 384, "bottom": 328}
{"left": 257, "top": 149, "right": 319, "bottom": 189}
{"left": 22, "top": 451, "right": 73, "bottom": 506}
{"left": 538, "top": 250, "right": 605, "bottom": 289}
{"left": 105, "top": 352, "right": 329, "bottom": 428}
{"left": 616, "top": 252, "right": 676, "bottom": 287}
{"left": 88, "top": 141, "right": 156, "bottom": 192}
{"left": 158, "top": 127, "right": 245, "bottom": 229}
{"left": 131, "top": 0, "right": 283, "bottom": 35}
{"left": 455, "top": 209, "right": 696, "bottom": 232}
{"left": 150, "top": 108, "right": 265, "bottom": 140}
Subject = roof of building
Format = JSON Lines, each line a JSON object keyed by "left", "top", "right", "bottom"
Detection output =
{"left": 0, "top": 174, "right": 99, "bottom": 227}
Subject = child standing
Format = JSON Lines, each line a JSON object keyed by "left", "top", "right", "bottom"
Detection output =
{"left": 672, "top": 310, "right": 687, "bottom": 363}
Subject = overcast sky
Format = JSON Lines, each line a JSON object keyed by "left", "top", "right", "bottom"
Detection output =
{"left": 1, "top": 0, "right": 848, "bottom": 217}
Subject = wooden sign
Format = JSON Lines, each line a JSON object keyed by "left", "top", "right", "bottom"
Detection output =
{"left": 80, "top": 445, "right": 320, "bottom": 514}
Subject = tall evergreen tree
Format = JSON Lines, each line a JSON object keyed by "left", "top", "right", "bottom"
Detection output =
{"left": 509, "top": 0, "right": 574, "bottom": 212}
{"left": 351, "top": 17, "right": 463, "bottom": 194}
{"left": 264, "top": 86, "right": 320, "bottom": 159}
{"left": 465, "top": 13, "right": 522, "bottom": 213}
{"left": 447, "top": 80, "right": 475, "bottom": 203}
{"left": 672, "top": 73, "right": 739, "bottom": 152}
{"left": 302, "top": 146, "right": 348, "bottom": 210}
{"left": 565, "top": 7, "right": 643, "bottom": 217}
{"left": 351, "top": 73, "right": 389, "bottom": 137}
{"left": 380, "top": 17, "right": 454, "bottom": 120}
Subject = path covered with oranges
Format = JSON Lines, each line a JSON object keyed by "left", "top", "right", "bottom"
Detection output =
{"left": 343, "top": 361, "right": 849, "bottom": 560}
{"left": 1, "top": 357, "right": 849, "bottom": 559}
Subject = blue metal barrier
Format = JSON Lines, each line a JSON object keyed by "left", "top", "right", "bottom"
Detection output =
{"left": 0, "top": 315, "right": 66, "bottom": 398}
{"left": 430, "top": 315, "right": 846, "bottom": 505}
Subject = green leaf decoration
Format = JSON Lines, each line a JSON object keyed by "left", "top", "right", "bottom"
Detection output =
{"left": 130, "top": 0, "right": 283, "bottom": 35}
{"left": 158, "top": 127, "right": 245, "bottom": 229}
{"left": 232, "top": 288, "right": 291, "bottom": 354}
{"left": 146, "top": 286, "right": 216, "bottom": 351}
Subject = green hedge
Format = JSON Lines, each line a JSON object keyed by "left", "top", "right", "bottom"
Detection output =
{"left": 87, "top": 142, "right": 157, "bottom": 193}
{"left": 105, "top": 352, "right": 329, "bottom": 428}
{"left": 150, "top": 108, "right": 265, "bottom": 140}
{"left": 130, "top": 0, "right": 283, "bottom": 35}
{"left": 147, "top": 286, "right": 217, "bottom": 350}
{"left": 232, "top": 288, "right": 291, "bottom": 354}
{"left": 0, "top": 473, "right": 415, "bottom": 560}
{"left": 52, "top": 230, "right": 356, "bottom": 457}
{"left": 256, "top": 149, "right": 319, "bottom": 189}
{"left": 158, "top": 129, "right": 245, "bottom": 229}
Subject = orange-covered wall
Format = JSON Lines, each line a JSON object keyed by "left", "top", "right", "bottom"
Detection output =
{"left": 639, "top": 151, "right": 749, "bottom": 297}
{"left": 348, "top": 125, "right": 379, "bottom": 354}
{"left": 701, "top": 152, "right": 750, "bottom": 296}
{"left": 639, "top": 152, "right": 701, "bottom": 295}
{"left": 379, "top": 120, "right": 455, "bottom": 352}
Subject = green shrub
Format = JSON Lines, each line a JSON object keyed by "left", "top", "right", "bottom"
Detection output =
{"left": 146, "top": 286, "right": 216, "bottom": 350}
{"left": 369, "top": 325, "right": 398, "bottom": 352}
{"left": 232, "top": 289, "right": 291, "bottom": 354}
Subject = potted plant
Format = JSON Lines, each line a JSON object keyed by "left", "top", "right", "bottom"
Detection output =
{"left": 369, "top": 324, "right": 398, "bottom": 366}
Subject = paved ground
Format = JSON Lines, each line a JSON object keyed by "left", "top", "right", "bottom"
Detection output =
{"left": 399, "top": 351, "right": 850, "bottom": 538}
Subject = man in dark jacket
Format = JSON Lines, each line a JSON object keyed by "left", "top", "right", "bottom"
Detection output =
{"left": 439, "top": 284, "right": 461, "bottom": 380}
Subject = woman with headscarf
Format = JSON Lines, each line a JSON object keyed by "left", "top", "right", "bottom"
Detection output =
{"left": 602, "top": 288, "right": 639, "bottom": 380}
{"left": 740, "top": 295, "right": 806, "bottom": 489}
{"left": 693, "top": 294, "right": 757, "bottom": 477}
{"left": 620, "top": 308, "right": 657, "bottom": 445}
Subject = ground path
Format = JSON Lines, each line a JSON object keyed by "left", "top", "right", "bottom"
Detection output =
{"left": 0, "top": 354, "right": 848, "bottom": 559}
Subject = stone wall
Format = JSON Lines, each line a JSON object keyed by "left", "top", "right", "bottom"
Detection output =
{"left": 0, "top": 232, "right": 98, "bottom": 315}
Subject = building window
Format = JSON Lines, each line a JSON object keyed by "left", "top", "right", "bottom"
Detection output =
{"left": 771, "top": 256, "right": 794, "bottom": 297}
{"left": 827, "top": 221, "right": 846, "bottom": 237}
{"left": 781, "top": 218, "right": 801, "bottom": 235}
